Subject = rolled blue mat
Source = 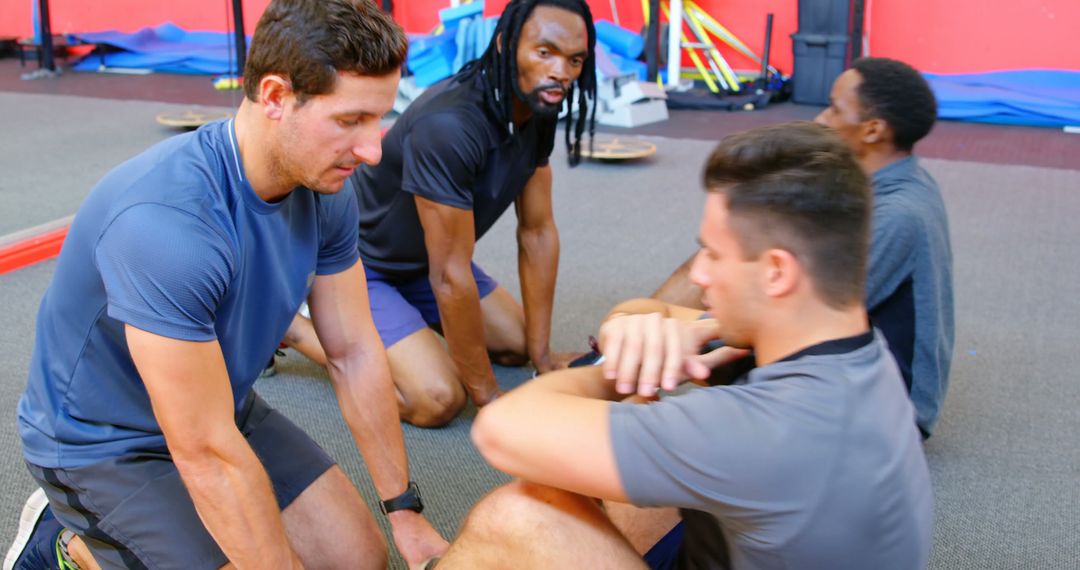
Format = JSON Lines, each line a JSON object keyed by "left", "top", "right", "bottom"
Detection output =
{"left": 595, "top": 20, "right": 643, "bottom": 60}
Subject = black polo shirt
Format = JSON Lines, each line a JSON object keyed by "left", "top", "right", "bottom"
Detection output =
{"left": 352, "top": 70, "right": 556, "bottom": 278}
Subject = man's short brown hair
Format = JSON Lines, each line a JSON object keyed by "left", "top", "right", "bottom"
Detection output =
{"left": 244, "top": 0, "right": 408, "bottom": 103}
{"left": 703, "top": 122, "right": 872, "bottom": 308}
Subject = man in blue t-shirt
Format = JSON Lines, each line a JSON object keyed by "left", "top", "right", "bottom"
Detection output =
{"left": 427, "top": 123, "right": 932, "bottom": 569}
{"left": 650, "top": 58, "right": 954, "bottom": 438}
{"left": 278, "top": 0, "right": 600, "bottom": 428}
{"left": 5, "top": 2, "right": 448, "bottom": 569}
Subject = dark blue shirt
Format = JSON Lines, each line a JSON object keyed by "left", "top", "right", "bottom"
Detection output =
{"left": 19, "top": 120, "right": 360, "bottom": 468}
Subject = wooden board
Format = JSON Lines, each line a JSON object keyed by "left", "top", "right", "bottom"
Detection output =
{"left": 579, "top": 135, "right": 657, "bottom": 161}
{"left": 156, "top": 109, "right": 233, "bottom": 129}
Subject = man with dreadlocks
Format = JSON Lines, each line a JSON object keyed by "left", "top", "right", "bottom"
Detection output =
{"left": 282, "top": 0, "right": 597, "bottom": 427}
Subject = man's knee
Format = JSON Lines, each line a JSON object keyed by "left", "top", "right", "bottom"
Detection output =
{"left": 400, "top": 377, "right": 467, "bottom": 427}
{"left": 464, "top": 481, "right": 594, "bottom": 539}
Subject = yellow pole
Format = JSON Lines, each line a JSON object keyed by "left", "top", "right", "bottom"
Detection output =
{"left": 660, "top": 1, "right": 719, "bottom": 93}
{"left": 684, "top": 7, "right": 740, "bottom": 92}
{"left": 686, "top": 0, "right": 775, "bottom": 75}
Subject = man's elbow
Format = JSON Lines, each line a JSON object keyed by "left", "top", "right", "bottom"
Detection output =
{"left": 170, "top": 436, "right": 227, "bottom": 486}
{"left": 428, "top": 262, "right": 474, "bottom": 298}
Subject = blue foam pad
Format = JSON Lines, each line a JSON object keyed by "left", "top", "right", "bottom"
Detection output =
{"left": 926, "top": 70, "right": 1080, "bottom": 127}
{"left": 595, "top": 20, "right": 644, "bottom": 60}
{"left": 71, "top": 23, "right": 245, "bottom": 75}
{"left": 597, "top": 43, "right": 647, "bottom": 81}
{"left": 408, "top": 31, "right": 457, "bottom": 87}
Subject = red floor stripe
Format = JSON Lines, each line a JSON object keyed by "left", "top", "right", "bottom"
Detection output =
{"left": 0, "top": 226, "right": 68, "bottom": 275}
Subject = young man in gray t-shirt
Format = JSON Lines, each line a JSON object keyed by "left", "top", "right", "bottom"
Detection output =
{"left": 427, "top": 122, "right": 932, "bottom": 569}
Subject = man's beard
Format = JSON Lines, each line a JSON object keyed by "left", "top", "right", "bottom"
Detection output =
{"left": 515, "top": 82, "right": 566, "bottom": 119}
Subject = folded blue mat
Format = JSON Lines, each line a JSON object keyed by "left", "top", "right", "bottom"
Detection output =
{"left": 71, "top": 23, "right": 245, "bottom": 75}
{"left": 926, "top": 70, "right": 1080, "bottom": 127}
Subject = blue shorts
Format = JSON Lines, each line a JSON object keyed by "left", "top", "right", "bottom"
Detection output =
{"left": 365, "top": 262, "right": 498, "bottom": 348}
{"left": 643, "top": 522, "right": 684, "bottom": 570}
{"left": 26, "top": 392, "right": 335, "bottom": 570}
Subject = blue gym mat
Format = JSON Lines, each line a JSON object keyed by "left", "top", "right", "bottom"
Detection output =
{"left": 926, "top": 70, "right": 1080, "bottom": 128}
{"left": 71, "top": 23, "right": 245, "bottom": 75}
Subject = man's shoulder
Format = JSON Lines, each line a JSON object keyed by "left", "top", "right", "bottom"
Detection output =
{"left": 106, "top": 125, "right": 223, "bottom": 196}
{"left": 105, "top": 126, "right": 225, "bottom": 202}
{"left": 403, "top": 77, "right": 499, "bottom": 139}
{"left": 873, "top": 156, "right": 941, "bottom": 198}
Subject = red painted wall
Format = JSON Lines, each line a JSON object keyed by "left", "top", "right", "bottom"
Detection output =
{"left": 0, "top": 0, "right": 1076, "bottom": 73}
{"left": 868, "top": 0, "right": 1079, "bottom": 72}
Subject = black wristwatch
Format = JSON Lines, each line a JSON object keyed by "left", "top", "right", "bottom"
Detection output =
{"left": 380, "top": 481, "right": 424, "bottom": 515}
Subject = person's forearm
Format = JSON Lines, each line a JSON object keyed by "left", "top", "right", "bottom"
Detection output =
{"left": 518, "top": 223, "right": 559, "bottom": 364}
{"left": 605, "top": 298, "right": 674, "bottom": 320}
{"left": 604, "top": 299, "right": 709, "bottom": 323}
{"left": 174, "top": 434, "right": 302, "bottom": 568}
{"left": 517, "top": 365, "right": 619, "bottom": 402}
{"left": 326, "top": 349, "right": 410, "bottom": 501}
{"left": 431, "top": 269, "right": 497, "bottom": 393}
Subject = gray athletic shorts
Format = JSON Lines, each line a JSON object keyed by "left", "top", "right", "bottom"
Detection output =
{"left": 26, "top": 392, "right": 335, "bottom": 570}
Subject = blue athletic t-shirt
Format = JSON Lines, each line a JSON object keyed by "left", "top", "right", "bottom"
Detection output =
{"left": 18, "top": 119, "right": 360, "bottom": 469}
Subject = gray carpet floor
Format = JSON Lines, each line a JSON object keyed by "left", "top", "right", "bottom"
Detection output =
{"left": 2, "top": 91, "right": 1079, "bottom": 569}
{"left": 0, "top": 92, "right": 232, "bottom": 235}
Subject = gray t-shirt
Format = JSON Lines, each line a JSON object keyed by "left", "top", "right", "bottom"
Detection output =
{"left": 867, "top": 155, "right": 954, "bottom": 438}
{"left": 611, "top": 331, "right": 933, "bottom": 570}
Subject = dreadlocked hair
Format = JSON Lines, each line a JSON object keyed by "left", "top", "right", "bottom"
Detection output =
{"left": 465, "top": 0, "right": 597, "bottom": 166}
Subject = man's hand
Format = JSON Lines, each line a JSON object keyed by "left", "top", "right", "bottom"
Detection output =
{"left": 388, "top": 510, "right": 449, "bottom": 570}
{"left": 532, "top": 351, "right": 582, "bottom": 374}
{"left": 467, "top": 380, "right": 504, "bottom": 407}
{"left": 598, "top": 313, "right": 747, "bottom": 397}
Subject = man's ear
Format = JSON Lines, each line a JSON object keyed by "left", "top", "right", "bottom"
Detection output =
{"left": 762, "top": 249, "right": 801, "bottom": 299}
{"left": 258, "top": 74, "right": 292, "bottom": 121}
{"left": 495, "top": 32, "right": 502, "bottom": 54}
{"left": 862, "top": 117, "right": 889, "bottom": 146}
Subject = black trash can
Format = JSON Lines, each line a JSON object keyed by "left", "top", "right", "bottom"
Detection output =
{"left": 797, "top": 0, "right": 854, "bottom": 35}
{"left": 791, "top": 33, "right": 849, "bottom": 105}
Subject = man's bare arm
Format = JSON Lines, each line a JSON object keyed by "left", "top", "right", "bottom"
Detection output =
{"left": 603, "top": 298, "right": 707, "bottom": 323}
{"left": 651, "top": 252, "right": 706, "bottom": 309}
{"left": 472, "top": 366, "right": 628, "bottom": 502}
{"left": 415, "top": 195, "right": 500, "bottom": 405}
{"left": 473, "top": 340, "right": 748, "bottom": 503}
{"left": 307, "top": 260, "right": 448, "bottom": 565}
{"left": 515, "top": 165, "right": 561, "bottom": 372}
{"left": 126, "top": 326, "right": 303, "bottom": 569}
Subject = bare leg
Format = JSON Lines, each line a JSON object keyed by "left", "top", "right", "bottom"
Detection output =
{"left": 282, "top": 313, "right": 327, "bottom": 366}
{"left": 387, "top": 329, "right": 467, "bottom": 427}
{"left": 651, "top": 252, "right": 706, "bottom": 309}
{"left": 285, "top": 287, "right": 527, "bottom": 370}
{"left": 67, "top": 536, "right": 101, "bottom": 570}
{"left": 436, "top": 481, "right": 647, "bottom": 569}
{"left": 479, "top": 286, "right": 528, "bottom": 366}
{"left": 282, "top": 466, "right": 388, "bottom": 570}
